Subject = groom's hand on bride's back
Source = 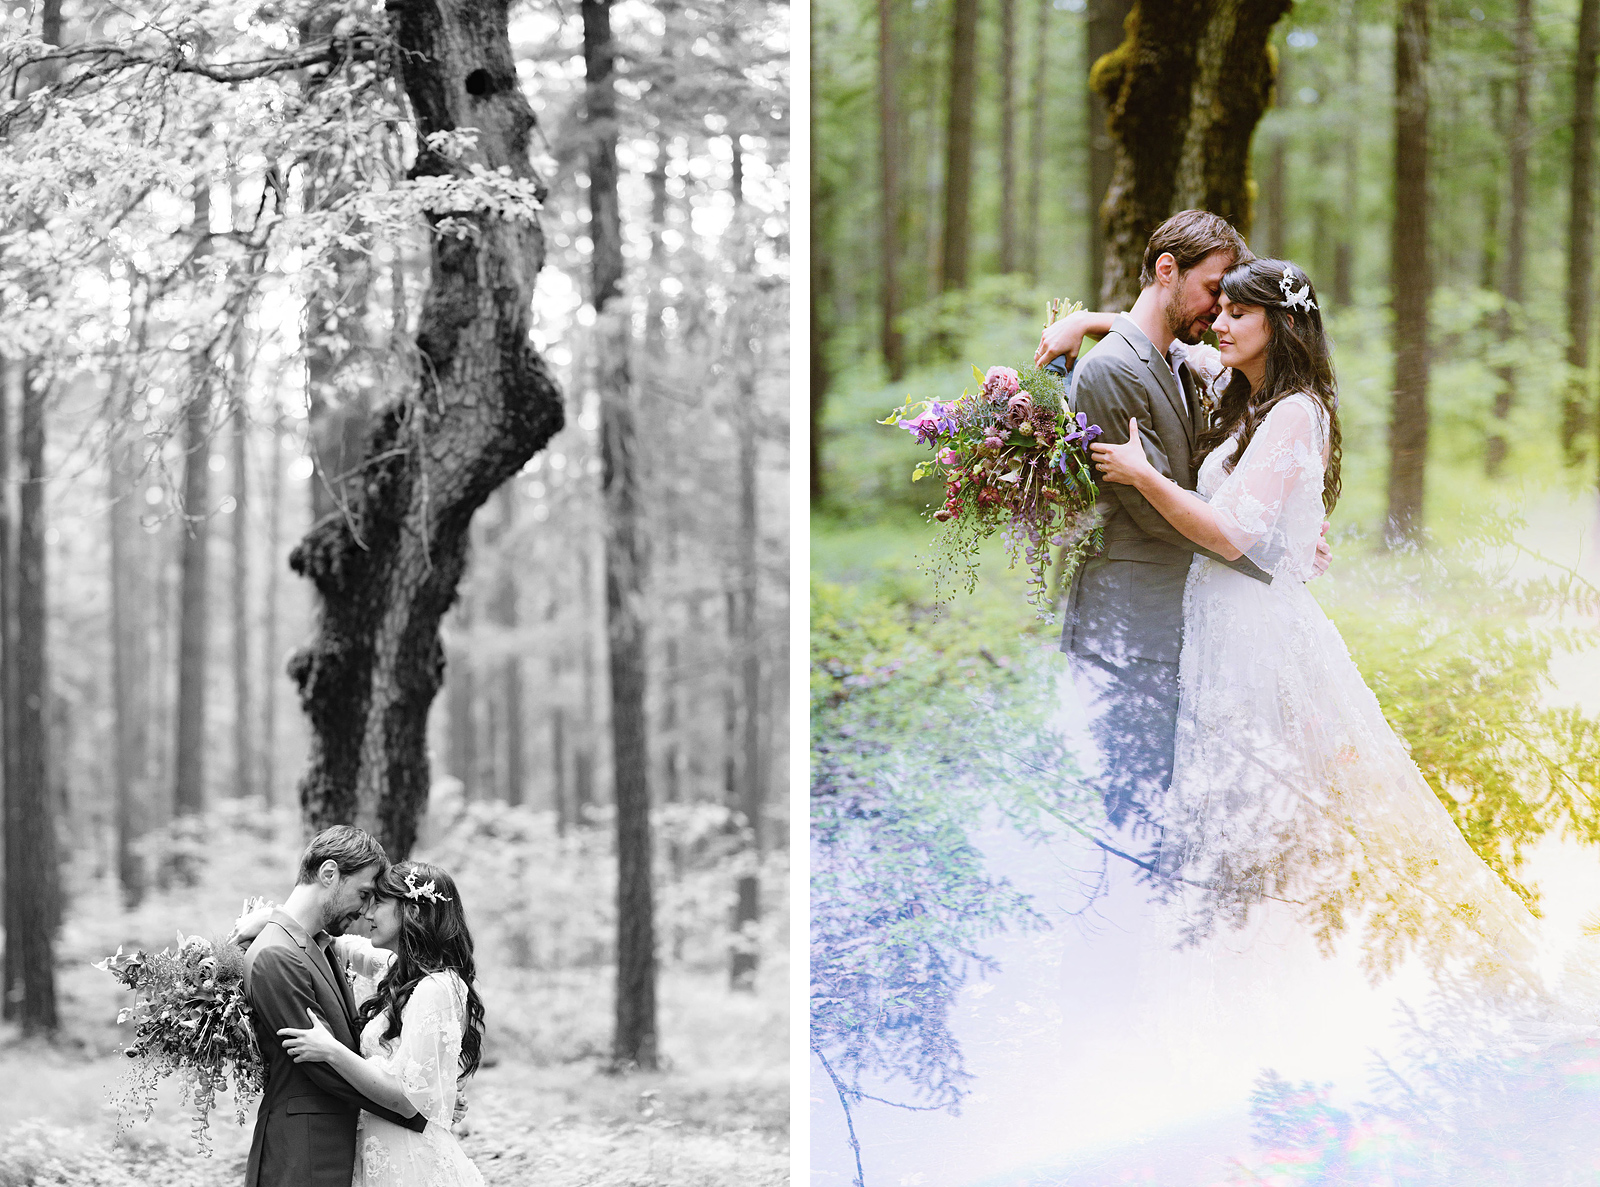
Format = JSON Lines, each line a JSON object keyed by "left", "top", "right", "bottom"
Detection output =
{"left": 1312, "top": 521, "right": 1332, "bottom": 578}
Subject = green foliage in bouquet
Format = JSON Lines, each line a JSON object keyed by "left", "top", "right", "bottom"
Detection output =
{"left": 879, "top": 301, "right": 1104, "bottom": 617}
{"left": 96, "top": 906, "right": 267, "bottom": 1153}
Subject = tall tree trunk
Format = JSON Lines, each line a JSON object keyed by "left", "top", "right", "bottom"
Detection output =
{"left": 446, "top": 605, "right": 476, "bottom": 799}
{"left": 811, "top": 18, "right": 834, "bottom": 504}
{"left": 1087, "top": 0, "right": 1134, "bottom": 305}
{"left": 1264, "top": 47, "right": 1288, "bottom": 258}
{"left": 1386, "top": 0, "right": 1431, "bottom": 544}
{"left": 0, "top": 358, "right": 19, "bottom": 1019}
{"left": 110, "top": 423, "right": 149, "bottom": 905}
{"left": 585, "top": 0, "right": 657, "bottom": 1072}
{"left": 489, "top": 488, "right": 523, "bottom": 807}
{"left": 877, "top": 0, "right": 905, "bottom": 380}
{"left": 1567, "top": 0, "right": 1600, "bottom": 462}
{"left": 940, "top": 0, "right": 980, "bottom": 292}
{"left": 7, "top": 362, "right": 57, "bottom": 1033}
{"left": 1095, "top": 0, "right": 1288, "bottom": 310}
{"left": 174, "top": 181, "right": 213, "bottom": 817}
{"left": 289, "top": 0, "right": 563, "bottom": 857}
{"left": 1488, "top": 0, "right": 1531, "bottom": 477}
{"left": 261, "top": 405, "right": 284, "bottom": 807}
{"left": 231, "top": 335, "right": 253, "bottom": 799}
{"left": 646, "top": 140, "right": 670, "bottom": 352}
{"left": 1332, "top": 2, "right": 1359, "bottom": 307}
{"left": 999, "top": 0, "right": 1017, "bottom": 274}
{"left": 1025, "top": 0, "right": 1049, "bottom": 280}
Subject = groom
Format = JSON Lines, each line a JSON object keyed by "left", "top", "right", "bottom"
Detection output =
{"left": 1040, "top": 211, "right": 1326, "bottom": 836}
{"left": 243, "top": 825, "right": 428, "bottom": 1187}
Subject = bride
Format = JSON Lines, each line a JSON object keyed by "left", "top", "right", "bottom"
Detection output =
{"left": 1046, "top": 257, "right": 1546, "bottom": 1001}
{"left": 240, "top": 860, "right": 486, "bottom": 1187}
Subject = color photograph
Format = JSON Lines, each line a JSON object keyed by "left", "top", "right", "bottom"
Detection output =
{"left": 812, "top": 0, "right": 1600, "bottom": 1183}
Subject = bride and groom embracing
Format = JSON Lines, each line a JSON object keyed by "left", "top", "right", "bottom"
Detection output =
{"left": 234, "top": 825, "right": 485, "bottom": 1187}
{"left": 1033, "top": 210, "right": 1544, "bottom": 994}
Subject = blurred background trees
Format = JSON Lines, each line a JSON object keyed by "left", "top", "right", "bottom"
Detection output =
{"left": 813, "top": 0, "right": 1600, "bottom": 543}
{"left": 0, "top": 0, "right": 789, "bottom": 1052}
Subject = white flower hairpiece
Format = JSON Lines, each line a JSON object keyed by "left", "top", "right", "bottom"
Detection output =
{"left": 402, "top": 871, "right": 451, "bottom": 904}
{"left": 1279, "top": 265, "right": 1318, "bottom": 312}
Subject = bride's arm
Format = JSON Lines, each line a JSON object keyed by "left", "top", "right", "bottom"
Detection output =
{"left": 1035, "top": 310, "right": 1116, "bottom": 369}
{"left": 330, "top": 934, "right": 395, "bottom": 979}
{"left": 1090, "top": 418, "right": 1241, "bottom": 558}
{"left": 277, "top": 1012, "right": 420, "bottom": 1118}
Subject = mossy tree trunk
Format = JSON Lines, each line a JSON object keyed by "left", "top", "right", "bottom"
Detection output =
{"left": 1566, "top": 0, "right": 1600, "bottom": 463}
{"left": 1093, "top": 0, "right": 1289, "bottom": 310}
{"left": 289, "top": 0, "right": 563, "bottom": 858}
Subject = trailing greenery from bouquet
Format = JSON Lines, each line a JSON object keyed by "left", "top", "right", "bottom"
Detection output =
{"left": 879, "top": 302, "right": 1104, "bottom": 617}
{"left": 95, "top": 902, "right": 268, "bottom": 1153}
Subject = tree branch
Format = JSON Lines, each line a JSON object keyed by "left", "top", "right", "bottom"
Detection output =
{"left": 11, "top": 33, "right": 379, "bottom": 92}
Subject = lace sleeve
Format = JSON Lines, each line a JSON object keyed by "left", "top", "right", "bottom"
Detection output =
{"left": 393, "top": 972, "right": 466, "bottom": 1126}
{"left": 1206, "top": 394, "right": 1327, "bottom": 579}
{"left": 330, "top": 935, "right": 394, "bottom": 980}
{"left": 1183, "top": 341, "right": 1228, "bottom": 390}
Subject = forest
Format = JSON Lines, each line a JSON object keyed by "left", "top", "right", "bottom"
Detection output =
{"left": 813, "top": 0, "right": 1600, "bottom": 1183}
{"left": 0, "top": 0, "right": 790, "bottom": 1182}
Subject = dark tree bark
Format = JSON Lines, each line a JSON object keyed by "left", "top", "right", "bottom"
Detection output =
{"left": 289, "top": 0, "right": 563, "bottom": 857}
{"left": 1024, "top": 0, "right": 1049, "bottom": 279}
{"left": 1087, "top": 0, "right": 1134, "bottom": 305}
{"left": 584, "top": 0, "right": 658, "bottom": 1072}
{"left": 174, "top": 182, "right": 213, "bottom": 817}
{"left": 1095, "top": 0, "right": 1288, "bottom": 310}
{"left": 1488, "top": 0, "right": 1531, "bottom": 477}
{"left": 1331, "top": 2, "right": 1359, "bottom": 307}
{"left": 1566, "top": 0, "right": 1600, "bottom": 462}
{"left": 811, "top": 18, "right": 833, "bottom": 504}
{"left": 999, "top": 0, "right": 1017, "bottom": 274}
{"left": 646, "top": 140, "right": 670, "bottom": 351}
{"left": 939, "top": 0, "right": 980, "bottom": 292}
{"left": 1386, "top": 0, "right": 1430, "bottom": 544}
{"left": 877, "top": 0, "right": 905, "bottom": 380}
{"left": 6, "top": 361, "right": 58, "bottom": 1033}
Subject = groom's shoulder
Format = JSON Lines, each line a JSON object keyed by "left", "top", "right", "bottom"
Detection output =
{"left": 244, "top": 924, "right": 300, "bottom": 987}
{"left": 1072, "top": 331, "right": 1143, "bottom": 390}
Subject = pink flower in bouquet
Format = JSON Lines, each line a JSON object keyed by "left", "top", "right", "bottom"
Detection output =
{"left": 982, "top": 366, "right": 1020, "bottom": 401}
{"left": 897, "top": 411, "right": 941, "bottom": 445}
{"left": 982, "top": 434, "right": 1005, "bottom": 452}
{"left": 938, "top": 447, "right": 960, "bottom": 465}
{"left": 1005, "top": 392, "right": 1033, "bottom": 427}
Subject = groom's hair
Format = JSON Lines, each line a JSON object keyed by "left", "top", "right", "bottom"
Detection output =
{"left": 295, "top": 825, "right": 388, "bottom": 884}
{"left": 1139, "top": 210, "right": 1251, "bottom": 288}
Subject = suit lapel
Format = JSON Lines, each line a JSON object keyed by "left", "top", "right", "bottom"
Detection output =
{"left": 1114, "top": 317, "right": 1194, "bottom": 453}
{"left": 1179, "top": 361, "right": 1206, "bottom": 444}
{"left": 267, "top": 912, "right": 357, "bottom": 1042}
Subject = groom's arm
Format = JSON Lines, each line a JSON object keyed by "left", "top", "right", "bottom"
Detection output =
{"left": 251, "top": 946, "right": 428, "bottom": 1133}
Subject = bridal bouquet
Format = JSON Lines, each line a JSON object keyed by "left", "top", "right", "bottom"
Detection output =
{"left": 880, "top": 299, "right": 1103, "bottom": 616}
{"left": 95, "top": 898, "right": 269, "bottom": 1151}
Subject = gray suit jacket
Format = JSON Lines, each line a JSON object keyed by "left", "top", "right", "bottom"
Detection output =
{"left": 1059, "top": 315, "right": 1270, "bottom": 666}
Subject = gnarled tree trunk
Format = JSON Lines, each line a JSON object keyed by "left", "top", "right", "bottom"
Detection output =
{"left": 1094, "top": 0, "right": 1289, "bottom": 309}
{"left": 289, "top": 0, "right": 563, "bottom": 858}
{"left": 1566, "top": 0, "right": 1600, "bottom": 462}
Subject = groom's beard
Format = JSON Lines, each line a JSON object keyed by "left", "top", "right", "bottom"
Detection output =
{"left": 1166, "top": 299, "right": 1212, "bottom": 346}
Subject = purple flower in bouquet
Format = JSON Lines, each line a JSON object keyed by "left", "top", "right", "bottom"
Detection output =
{"left": 897, "top": 410, "right": 942, "bottom": 445}
{"left": 1062, "top": 412, "right": 1102, "bottom": 447}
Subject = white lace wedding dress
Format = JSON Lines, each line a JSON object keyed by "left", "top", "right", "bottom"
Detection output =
{"left": 1163, "top": 368, "right": 1546, "bottom": 1001}
{"left": 333, "top": 940, "right": 484, "bottom": 1187}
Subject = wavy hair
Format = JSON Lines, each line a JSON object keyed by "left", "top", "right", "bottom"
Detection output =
{"left": 357, "top": 860, "right": 486, "bottom": 1079}
{"left": 1195, "top": 257, "right": 1342, "bottom": 515}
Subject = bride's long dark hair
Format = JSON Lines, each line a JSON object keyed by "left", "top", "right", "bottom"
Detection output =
{"left": 1194, "top": 257, "right": 1343, "bottom": 515}
{"left": 358, "top": 860, "right": 486, "bottom": 1078}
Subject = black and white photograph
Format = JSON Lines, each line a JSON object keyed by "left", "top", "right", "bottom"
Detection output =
{"left": 0, "top": 0, "right": 790, "bottom": 1182}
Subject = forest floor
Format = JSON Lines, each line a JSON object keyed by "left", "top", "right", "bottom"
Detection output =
{"left": 0, "top": 964, "right": 787, "bottom": 1187}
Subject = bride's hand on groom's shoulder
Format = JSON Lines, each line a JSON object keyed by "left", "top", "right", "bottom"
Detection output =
{"left": 1035, "top": 311, "right": 1091, "bottom": 369}
{"left": 227, "top": 901, "right": 275, "bottom": 948}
